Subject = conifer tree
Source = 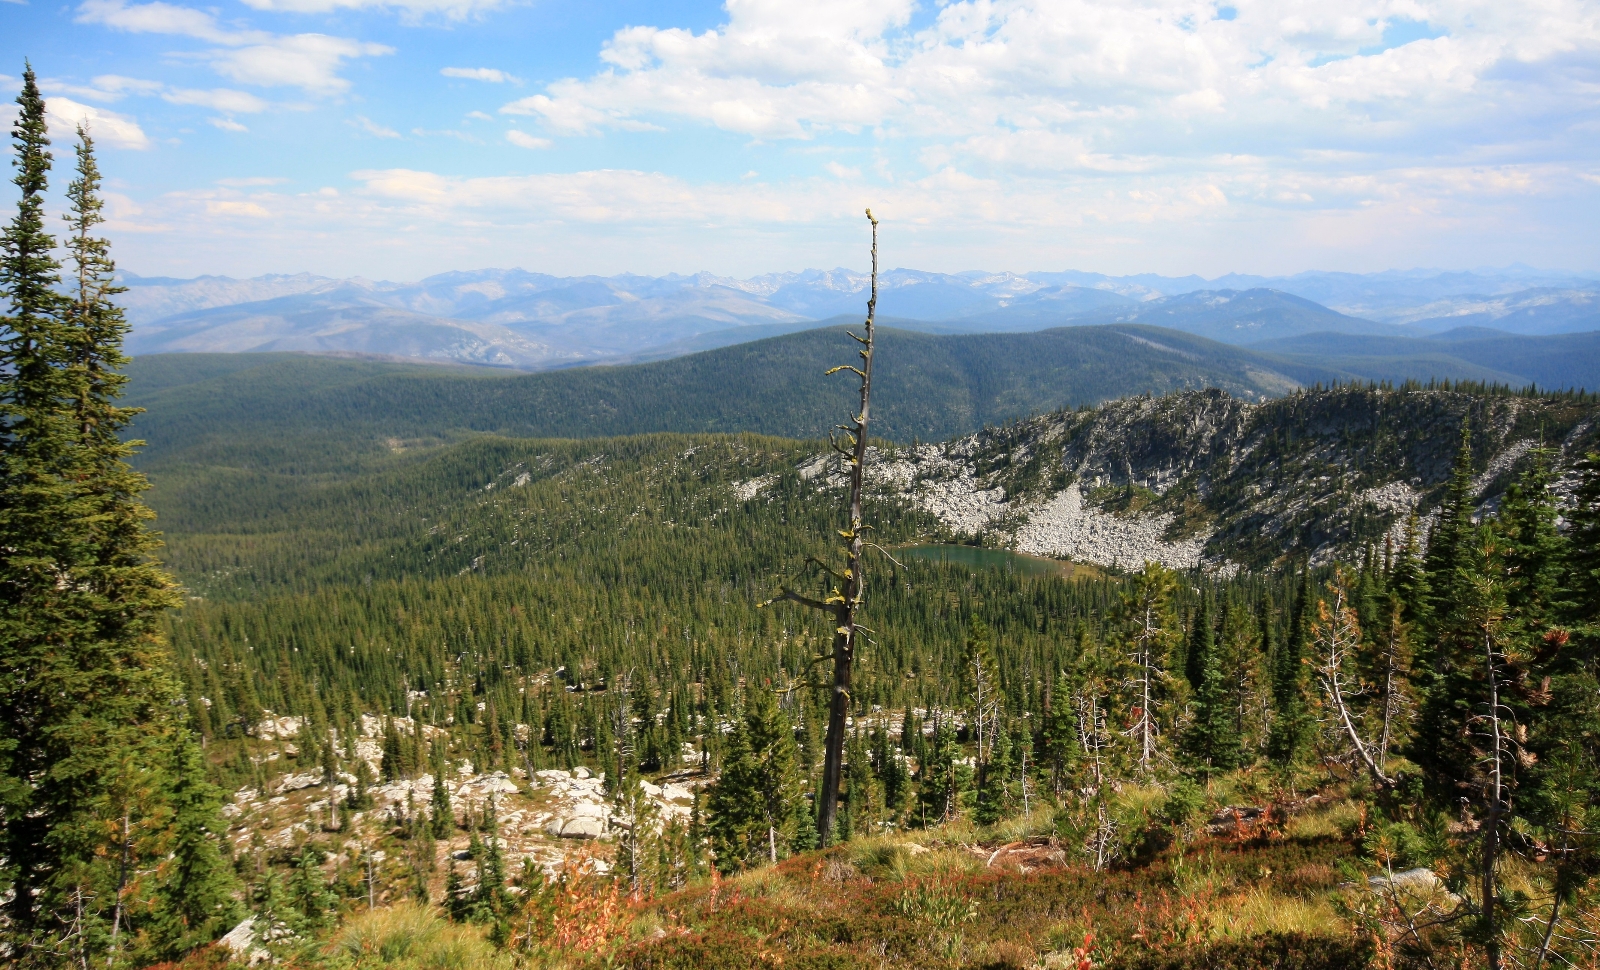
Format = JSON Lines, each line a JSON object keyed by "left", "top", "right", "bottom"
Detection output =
{"left": 1523, "top": 458, "right": 1600, "bottom": 969}
{"left": 348, "top": 759, "right": 376, "bottom": 811}
{"left": 1042, "top": 673, "right": 1077, "bottom": 798}
{"left": 1183, "top": 603, "right": 1207, "bottom": 690}
{"left": 975, "top": 719, "right": 1013, "bottom": 825}
{"left": 252, "top": 869, "right": 296, "bottom": 947}
{"left": 843, "top": 728, "right": 882, "bottom": 838}
{"left": 877, "top": 728, "right": 909, "bottom": 820}
{"left": 789, "top": 797, "right": 818, "bottom": 853}
{"left": 1221, "top": 598, "right": 1267, "bottom": 756}
{"left": 381, "top": 717, "right": 405, "bottom": 781}
{"left": 2, "top": 83, "right": 185, "bottom": 956}
{"left": 288, "top": 848, "right": 335, "bottom": 930}
{"left": 1413, "top": 528, "right": 1531, "bottom": 968}
{"left": 915, "top": 719, "right": 962, "bottom": 826}
{"left": 1117, "top": 563, "right": 1180, "bottom": 773}
{"left": 764, "top": 211, "right": 880, "bottom": 846}
{"left": 1497, "top": 449, "right": 1566, "bottom": 628}
{"left": 1182, "top": 595, "right": 1240, "bottom": 775}
{"left": 444, "top": 865, "right": 469, "bottom": 922}
{"left": 147, "top": 731, "right": 243, "bottom": 958}
{"left": 473, "top": 796, "right": 508, "bottom": 920}
{"left": 430, "top": 743, "right": 454, "bottom": 838}
{"left": 1391, "top": 512, "right": 1432, "bottom": 630}
{"left": 1267, "top": 568, "right": 1313, "bottom": 765}
{"left": 1422, "top": 425, "right": 1478, "bottom": 633}
{"left": 1567, "top": 451, "right": 1600, "bottom": 632}
{"left": 1311, "top": 570, "right": 1393, "bottom": 787}
{"left": 706, "top": 690, "right": 802, "bottom": 870}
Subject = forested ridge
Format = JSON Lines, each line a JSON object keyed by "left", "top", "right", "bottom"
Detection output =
{"left": 121, "top": 325, "right": 1325, "bottom": 474}
{"left": 4, "top": 63, "right": 1600, "bottom": 970}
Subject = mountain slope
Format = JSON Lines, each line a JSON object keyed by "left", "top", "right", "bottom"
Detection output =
{"left": 125, "top": 293, "right": 571, "bottom": 368}
{"left": 118, "top": 267, "right": 1600, "bottom": 368}
{"left": 1251, "top": 329, "right": 1600, "bottom": 390}
{"left": 1055, "top": 288, "right": 1407, "bottom": 343}
{"left": 124, "top": 324, "right": 1338, "bottom": 476}
{"left": 858, "top": 384, "right": 1600, "bottom": 570}
{"left": 135, "top": 378, "right": 1600, "bottom": 599}
{"left": 1396, "top": 288, "right": 1600, "bottom": 334}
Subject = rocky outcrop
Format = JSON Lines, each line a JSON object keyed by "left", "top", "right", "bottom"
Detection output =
{"left": 817, "top": 386, "right": 1600, "bottom": 570}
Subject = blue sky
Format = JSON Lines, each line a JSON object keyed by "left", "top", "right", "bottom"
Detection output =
{"left": 5, "top": 0, "right": 1600, "bottom": 280}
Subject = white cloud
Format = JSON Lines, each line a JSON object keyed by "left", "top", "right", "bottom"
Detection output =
{"left": 47, "top": 74, "right": 269, "bottom": 119}
{"left": 46, "top": 96, "right": 150, "bottom": 150}
{"left": 207, "top": 35, "right": 394, "bottom": 94}
{"left": 505, "top": 130, "right": 551, "bottom": 149}
{"left": 109, "top": 155, "right": 1598, "bottom": 275}
{"left": 442, "top": 67, "right": 519, "bottom": 83}
{"left": 351, "top": 115, "right": 400, "bottom": 138}
{"left": 209, "top": 117, "right": 249, "bottom": 131}
{"left": 205, "top": 199, "right": 271, "bottom": 217}
{"left": 75, "top": 0, "right": 1600, "bottom": 280}
{"left": 164, "top": 87, "right": 269, "bottom": 113}
{"left": 76, "top": 0, "right": 392, "bottom": 94}
{"left": 76, "top": 0, "right": 264, "bottom": 45}
{"left": 238, "top": 0, "right": 505, "bottom": 20}
{"left": 496, "top": 0, "right": 1600, "bottom": 158}
{"left": 46, "top": 74, "right": 165, "bottom": 101}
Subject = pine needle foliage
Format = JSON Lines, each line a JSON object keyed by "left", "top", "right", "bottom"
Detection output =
{"left": 0, "top": 77, "right": 188, "bottom": 965}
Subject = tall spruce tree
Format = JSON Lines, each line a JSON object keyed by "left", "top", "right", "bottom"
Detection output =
{"left": 1520, "top": 454, "right": 1600, "bottom": 970}
{"left": 974, "top": 718, "right": 1013, "bottom": 825}
{"left": 1267, "top": 568, "right": 1313, "bottom": 765}
{"left": 915, "top": 718, "right": 962, "bottom": 827}
{"left": 1181, "top": 595, "right": 1240, "bottom": 775}
{"left": 1422, "top": 424, "right": 1478, "bottom": 636}
{"left": 147, "top": 731, "right": 243, "bottom": 961}
{"left": 1117, "top": 563, "right": 1180, "bottom": 773}
{"left": 430, "top": 741, "right": 454, "bottom": 838}
{"left": 2, "top": 77, "right": 185, "bottom": 960}
{"left": 1042, "top": 673, "right": 1077, "bottom": 798}
{"left": 1497, "top": 449, "right": 1566, "bottom": 629}
{"left": 705, "top": 690, "right": 802, "bottom": 871}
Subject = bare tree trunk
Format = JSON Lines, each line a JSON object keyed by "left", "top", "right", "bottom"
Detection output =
{"left": 1313, "top": 579, "right": 1393, "bottom": 788}
{"left": 1482, "top": 624, "right": 1504, "bottom": 970}
{"left": 773, "top": 211, "right": 879, "bottom": 847}
{"left": 1377, "top": 598, "right": 1408, "bottom": 766}
{"left": 1136, "top": 605, "right": 1157, "bottom": 772}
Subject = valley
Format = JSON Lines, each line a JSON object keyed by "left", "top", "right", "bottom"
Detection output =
{"left": 131, "top": 361, "right": 1600, "bottom": 970}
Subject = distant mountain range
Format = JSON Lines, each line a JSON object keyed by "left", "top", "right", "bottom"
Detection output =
{"left": 119, "top": 265, "right": 1600, "bottom": 372}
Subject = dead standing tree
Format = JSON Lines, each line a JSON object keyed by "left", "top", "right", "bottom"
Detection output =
{"left": 1311, "top": 570, "right": 1394, "bottom": 789}
{"left": 763, "top": 209, "right": 880, "bottom": 846}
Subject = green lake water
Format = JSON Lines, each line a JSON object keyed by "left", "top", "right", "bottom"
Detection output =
{"left": 899, "top": 544, "right": 1072, "bottom": 577}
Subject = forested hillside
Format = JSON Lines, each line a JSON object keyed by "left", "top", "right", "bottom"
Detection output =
{"left": 125, "top": 322, "right": 1600, "bottom": 492}
{"left": 143, "top": 382, "right": 1600, "bottom": 970}
{"left": 123, "top": 325, "right": 1326, "bottom": 475}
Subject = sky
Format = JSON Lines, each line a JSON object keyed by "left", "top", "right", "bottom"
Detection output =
{"left": 4, "top": 0, "right": 1600, "bottom": 281}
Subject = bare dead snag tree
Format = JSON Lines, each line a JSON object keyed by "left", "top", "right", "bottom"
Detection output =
{"left": 762, "top": 209, "right": 880, "bottom": 846}
{"left": 1312, "top": 570, "right": 1394, "bottom": 789}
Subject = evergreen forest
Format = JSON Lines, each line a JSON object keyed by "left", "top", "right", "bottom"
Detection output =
{"left": 3, "top": 64, "right": 1599, "bottom": 970}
